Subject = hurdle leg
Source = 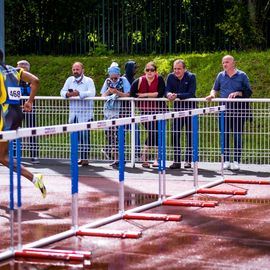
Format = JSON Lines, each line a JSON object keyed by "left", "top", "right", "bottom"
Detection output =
{"left": 192, "top": 115, "right": 199, "bottom": 188}
{"left": 118, "top": 125, "right": 125, "bottom": 213}
{"left": 8, "top": 140, "right": 15, "bottom": 250}
{"left": 70, "top": 132, "right": 79, "bottom": 230}
{"left": 16, "top": 138, "right": 22, "bottom": 249}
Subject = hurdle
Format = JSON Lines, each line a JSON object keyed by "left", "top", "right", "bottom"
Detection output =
{"left": 159, "top": 110, "right": 223, "bottom": 209}
{"left": 0, "top": 105, "right": 226, "bottom": 262}
{"left": 224, "top": 179, "right": 270, "bottom": 185}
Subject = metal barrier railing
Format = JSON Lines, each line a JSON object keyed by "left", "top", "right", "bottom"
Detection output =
{"left": 19, "top": 97, "right": 270, "bottom": 165}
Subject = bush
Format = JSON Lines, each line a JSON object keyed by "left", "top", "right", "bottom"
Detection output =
{"left": 6, "top": 50, "right": 270, "bottom": 98}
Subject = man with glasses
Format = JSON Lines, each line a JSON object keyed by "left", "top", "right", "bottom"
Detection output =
{"left": 166, "top": 59, "right": 197, "bottom": 170}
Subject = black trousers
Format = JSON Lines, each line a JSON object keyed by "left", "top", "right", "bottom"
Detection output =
{"left": 172, "top": 117, "right": 192, "bottom": 163}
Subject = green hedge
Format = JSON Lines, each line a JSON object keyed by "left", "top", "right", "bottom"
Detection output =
{"left": 6, "top": 50, "right": 270, "bottom": 98}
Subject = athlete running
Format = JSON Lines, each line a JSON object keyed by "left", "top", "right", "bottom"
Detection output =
{"left": 0, "top": 49, "right": 46, "bottom": 198}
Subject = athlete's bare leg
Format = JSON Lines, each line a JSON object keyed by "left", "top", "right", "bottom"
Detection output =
{"left": 0, "top": 141, "right": 33, "bottom": 181}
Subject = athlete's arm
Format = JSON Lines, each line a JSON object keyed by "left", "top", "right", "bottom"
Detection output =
{"left": 21, "top": 71, "right": 40, "bottom": 111}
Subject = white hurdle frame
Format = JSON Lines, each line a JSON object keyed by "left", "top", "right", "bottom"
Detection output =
{"left": 0, "top": 105, "right": 225, "bottom": 262}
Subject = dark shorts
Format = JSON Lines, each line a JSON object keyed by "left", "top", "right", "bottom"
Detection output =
{"left": 1, "top": 104, "right": 24, "bottom": 131}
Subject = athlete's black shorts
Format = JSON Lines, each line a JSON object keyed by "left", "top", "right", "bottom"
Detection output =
{"left": 1, "top": 104, "right": 24, "bottom": 131}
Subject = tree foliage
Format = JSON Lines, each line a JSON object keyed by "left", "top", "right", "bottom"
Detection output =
{"left": 4, "top": 0, "right": 270, "bottom": 55}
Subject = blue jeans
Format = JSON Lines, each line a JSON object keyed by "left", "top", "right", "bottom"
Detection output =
{"left": 221, "top": 113, "right": 245, "bottom": 163}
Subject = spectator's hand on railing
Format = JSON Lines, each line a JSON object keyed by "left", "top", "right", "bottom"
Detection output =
{"left": 167, "top": 92, "right": 177, "bottom": 101}
{"left": 137, "top": 93, "right": 148, "bottom": 98}
{"left": 66, "top": 89, "right": 79, "bottom": 98}
{"left": 228, "top": 91, "right": 243, "bottom": 99}
{"left": 205, "top": 94, "right": 215, "bottom": 101}
{"left": 109, "top": 87, "right": 118, "bottom": 95}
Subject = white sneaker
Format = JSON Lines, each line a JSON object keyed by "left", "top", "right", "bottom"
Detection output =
{"left": 230, "top": 161, "right": 240, "bottom": 171}
{"left": 33, "top": 174, "right": 47, "bottom": 198}
{"left": 223, "top": 161, "right": 230, "bottom": 170}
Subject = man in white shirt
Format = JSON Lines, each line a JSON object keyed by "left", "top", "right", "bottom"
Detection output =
{"left": 60, "top": 62, "right": 96, "bottom": 166}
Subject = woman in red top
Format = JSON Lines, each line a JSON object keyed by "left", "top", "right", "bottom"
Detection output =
{"left": 130, "top": 62, "right": 165, "bottom": 168}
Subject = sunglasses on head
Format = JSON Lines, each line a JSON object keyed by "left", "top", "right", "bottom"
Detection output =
{"left": 145, "top": 68, "right": 155, "bottom": 72}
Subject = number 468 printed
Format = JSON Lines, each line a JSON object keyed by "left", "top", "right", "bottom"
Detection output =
{"left": 8, "top": 87, "right": 21, "bottom": 100}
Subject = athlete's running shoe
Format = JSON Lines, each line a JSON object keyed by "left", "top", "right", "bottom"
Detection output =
{"left": 34, "top": 174, "right": 47, "bottom": 198}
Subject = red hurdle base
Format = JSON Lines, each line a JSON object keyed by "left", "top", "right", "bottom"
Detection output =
{"left": 225, "top": 179, "right": 270, "bottom": 185}
{"left": 15, "top": 250, "right": 85, "bottom": 261}
{"left": 76, "top": 228, "right": 142, "bottom": 239}
{"left": 21, "top": 248, "right": 91, "bottom": 259}
{"left": 163, "top": 199, "right": 218, "bottom": 207}
{"left": 123, "top": 213, "right": 182, "bottom": 222}
{"left": 197, "top": 188, "right": 247, "bottom": 195}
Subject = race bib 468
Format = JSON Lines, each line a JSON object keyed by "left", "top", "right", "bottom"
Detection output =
{"left": 7, "top": 87, "right": 21, "bottom": 101}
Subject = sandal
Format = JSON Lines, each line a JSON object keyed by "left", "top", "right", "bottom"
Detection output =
{"left": 142, "top": 162, "right": 150, "bottom": 168}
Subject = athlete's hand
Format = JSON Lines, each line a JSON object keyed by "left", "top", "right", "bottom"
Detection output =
{"left": 23, "top": 100, "right": 33, "bottom": 112}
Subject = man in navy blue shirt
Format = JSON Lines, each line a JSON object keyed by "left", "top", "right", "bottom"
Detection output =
{"left": 166, "top": 59, "right": 196, "bottom": 169}
{"left": 206, "top": 55, "right": 252, "bottom": 171}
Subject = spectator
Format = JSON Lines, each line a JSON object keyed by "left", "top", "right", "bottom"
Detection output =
{"left": 17, "top": 60, "right": 40, "bottom": 164}
{"left": 206, "top": 55, "right": 252, "bottom": 171}
{"left": 60, "top": 62, "right": 96, "bottom": 166}
{"left": 130, "top": 61, "right": 165, "bottom": 168}
{"left": 165, "top": 59, "right": 196, "bottom": 169}
{"left": 0, "top": 49, "right": 46, "bottom": 198}
{"left": 100, "top": 63, "right": 130, "bottom": 167}
{"left": 124, "top": 60, "right": 138, "bottom": 84}
{"left": 123, "top": 60, "right": 141, "bottom": 159}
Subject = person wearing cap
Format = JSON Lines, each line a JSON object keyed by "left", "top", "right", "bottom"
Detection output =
{"left": 100, "top": 63, "right": 130, "bottom": 167}
{"left": 60, "top": 62, "right": 96, "bottom": 166}
{"left": 17, "top": 60, "right": 40, "bottom": 164}
{"left": 0, "top": 49, "right": 47, "bottom": 198}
